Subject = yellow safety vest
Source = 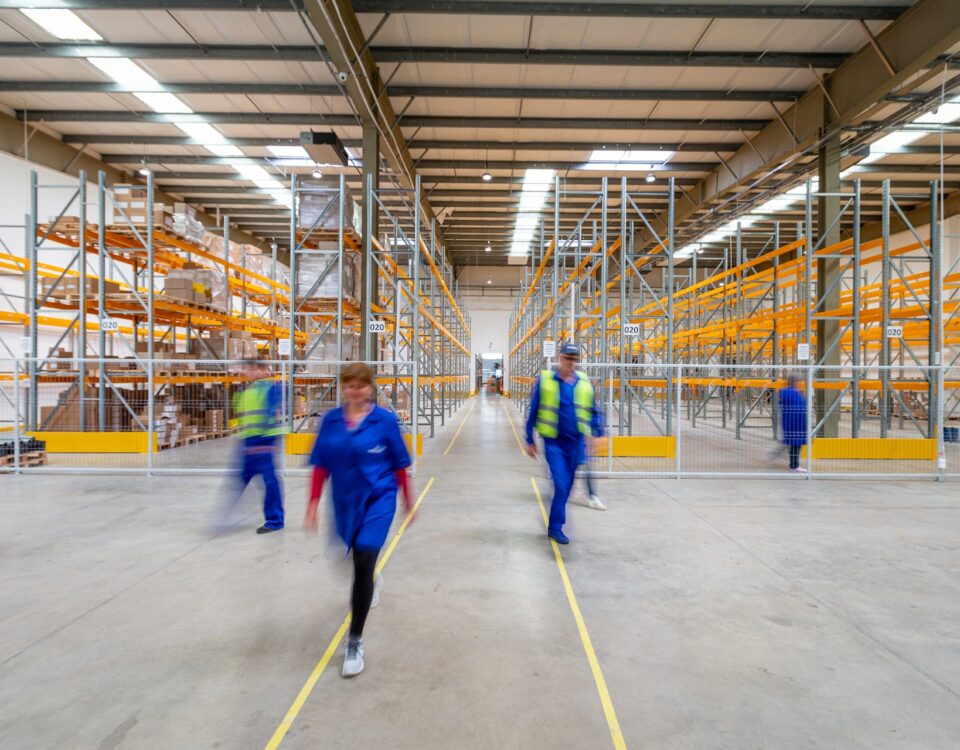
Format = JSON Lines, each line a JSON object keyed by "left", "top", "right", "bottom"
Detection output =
{"left": 232, "top": 379, "right": 282, "bottom": 438}
{"left": 535, "top": 370, "right": 594, "bottom": 439}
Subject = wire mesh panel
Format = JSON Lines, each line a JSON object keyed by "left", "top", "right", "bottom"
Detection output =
{"left": 282, "top": 360, "right": 416, "bottom": 474}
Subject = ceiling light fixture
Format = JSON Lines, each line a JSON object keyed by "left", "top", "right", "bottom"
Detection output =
{"left": 485, "top": 244, "right": 492, "bottom": 252}
{"left": 646, "top": 173, "right": 656, "bottom": 183}
{"left": 486, "top": 273, "right": 493, "bottom": 285}
{"left": 482, "top": 171, "right": 493, "bottom": 182}
{"left": 21, "top": 8, "right": 101, "bottom": 40}
{"left": 312, "top": 168, "right": 323, "bottom": 179}
{"left": 138, "top": 167, "right": 150, "bottom": 177}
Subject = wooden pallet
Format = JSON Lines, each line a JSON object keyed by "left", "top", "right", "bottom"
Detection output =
{"left": 0, "top": 451, "right": 48, "bottom": 467}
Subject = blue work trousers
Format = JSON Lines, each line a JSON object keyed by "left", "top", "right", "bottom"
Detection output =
{"left": 239, "top": 448, "right": 284, "bottom": 529}
{"left": 544, "top": 437, "right": 581, "bottom": 534}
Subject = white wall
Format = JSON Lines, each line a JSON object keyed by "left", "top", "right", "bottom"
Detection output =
{"left": 464, "top": 293, "right": 513, "bottom": 391}
{"left": 0, "top": 151, "right": 111, "bottom": 359}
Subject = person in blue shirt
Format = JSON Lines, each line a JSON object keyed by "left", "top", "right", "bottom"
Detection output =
{"left": 305, "top": 362, "right": 414, "bottom": 678}
{"left": 525, "top": 343, "right": 604, "bottom": 545}
{"left": 779, "top": 373, "right": 808, "bottom": 473}
{"left": 219, "top": 360, "right": 284, "bottom": 534}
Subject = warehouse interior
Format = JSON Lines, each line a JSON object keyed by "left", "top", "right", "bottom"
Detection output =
{"left": 2, "top": 1, "right": 960, "bottom": 748}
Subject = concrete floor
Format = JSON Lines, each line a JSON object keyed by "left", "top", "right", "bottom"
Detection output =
{"left": 1, "top": 393, "right": 959, "bottom": 749}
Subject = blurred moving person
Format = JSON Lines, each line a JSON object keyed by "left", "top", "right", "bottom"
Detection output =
{"left": 525, "top": 343, "right": 604, "bottom": 544}
{"left": 305, "top": 363, "right": 414, "bottom": 678}
{"left": 578, "top": 411, "right": 606, "bottom": 511}
{"left": 779, "top": 373, "right": 808, "bottom": 473}
{"left": 220, "top": 359, "right": 284, "bottom": 534}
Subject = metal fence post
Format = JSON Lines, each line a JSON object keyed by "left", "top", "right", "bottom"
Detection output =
{"left": 805, "top": 364, "right": 813, "bottom": 477}
{"left": 14, "top": 358, "right": 21, "bottom": 474}
{"left": 676, "top": 363, "right": 682, "bottom": 479}
{"left": 147, "top": 357, "right": 154, "bottom": 475}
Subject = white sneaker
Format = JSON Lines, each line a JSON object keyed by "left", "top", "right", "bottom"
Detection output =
{"left": 587, "top": 495, "right": 607, "bottom": 511}
{"left": 342, "top": 639, "right": 364, "bottom": 677}
{"left": 371, "top": 575, "right": 382, "bottom": 609}
{"left": 791, "top": 466, "right": 808, "bottom": 473}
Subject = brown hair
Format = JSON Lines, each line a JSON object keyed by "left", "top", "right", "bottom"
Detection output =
{"left": 340, "top": 362, "right": 374, "bottom": 387}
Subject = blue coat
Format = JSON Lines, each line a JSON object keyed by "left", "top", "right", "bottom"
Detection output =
{"left": 779, "top": 386, "right": 808, "bottom": 447}
{"left": 309, "top": 406, "right": 411, "bottom": 552}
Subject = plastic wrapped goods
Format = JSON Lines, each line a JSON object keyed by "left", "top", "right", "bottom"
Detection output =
{"left": 298, "top": 183, "right": 359, "bottom": 234}
{"left": 295, "top": 251, "right": 359, "bottom": 303}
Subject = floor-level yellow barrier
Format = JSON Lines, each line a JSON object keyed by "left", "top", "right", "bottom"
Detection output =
{"left": 284, "top": 431, "right": 423, "bottom": 457}
{"left": 804, "top": 437, "right": 936, "bottom": 460}
{"left": 27, "top": 431, "right": 155, "bottom": 453}
{"left": 593, "top": 435, "right": 676, "bottom": 458}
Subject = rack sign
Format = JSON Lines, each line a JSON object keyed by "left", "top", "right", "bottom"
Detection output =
{"left": 99, "top": 318, "right": 120, "bottom": 332}
{"left": 797, "top": 343, "right": 810, "bottom": 361}
{"left": 368, "top": 318, "right": 387, "bottom": 334}
{"left": 278, "top": 339, "right": 291, "bottom": 356}
{"left": 886, "top": 325, "right": 903, "bottom": 338}
{"left": 543, "top": 340, "right": 556, "bottom": 358}
{"left": 622, "top": 324, "right": 641, "bottom": 337}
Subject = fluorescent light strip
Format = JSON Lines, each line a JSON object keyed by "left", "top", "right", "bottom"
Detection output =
{"left": 509, "top": 169, "right": 554, "bottom": 257}
{"left": 21, "top": 8, "right": 101, "bottom": 40}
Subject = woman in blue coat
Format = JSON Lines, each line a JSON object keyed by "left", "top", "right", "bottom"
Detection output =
{"left": 305, "top": 362, "right": 414, "bottom": 677}
{"left": 779, "top": 374, "right": 808, "bottom": 473}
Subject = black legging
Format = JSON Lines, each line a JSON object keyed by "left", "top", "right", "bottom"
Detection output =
{"left": 349, "top": 549, "right": 379, "bottom": 639}
{"left": 789, "top": 445, "right": 801, "bottom": 470}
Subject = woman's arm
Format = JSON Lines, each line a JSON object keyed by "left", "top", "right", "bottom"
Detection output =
{"left": 304, "top": 466, "right": 328, "bottom": 533}
{"left": 394, "top": 468, "right": 414, "bottom": 513}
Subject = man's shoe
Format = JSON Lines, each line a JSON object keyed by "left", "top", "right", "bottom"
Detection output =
{"left": 587, "top": 495, "right": 607, "bottom": 511}
{"left": 342, "top": 639, "right": 365, "bottom": 677}
{"left": 548, "top": 530, "right": 570, "bottom": 545}
{"left": 256, "top": 525, "right": 283, "bottom": 534}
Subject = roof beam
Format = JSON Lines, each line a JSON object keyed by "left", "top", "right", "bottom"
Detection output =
{"left": 351, "top": 2, "right": 908, "bottom": 20}
{"left": 62, "top": 134, "right": 741, "bottom": 152}
{"left": 0, "top": 80, "right": 804, "bottom": 102}
{"left": 674, "top": 0, "right": 960, "bottom": 244}
{"left": 0, "top": 1, "right": 905, "bottom": 19}
{"left": 101, "top": 152, "right": 720, "bottom": 171}
{"left": 0, "top": 42, "right": 850, "bottom": 68}
{"left": 20, "top": 111, "right": 765, "bottom": 131}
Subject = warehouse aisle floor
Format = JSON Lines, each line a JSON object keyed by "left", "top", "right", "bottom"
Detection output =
{"left": 2, "top": 394, "right": 959, "bottom": 749}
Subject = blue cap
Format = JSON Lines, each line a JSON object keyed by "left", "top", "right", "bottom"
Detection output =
{"left": 559, "top": 343, "right": 581, "bottom": 357}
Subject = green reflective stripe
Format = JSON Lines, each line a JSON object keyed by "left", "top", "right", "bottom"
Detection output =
{"left": 535, "top": 369, "right": 594, "bottom": 438}
{"left": 235, "top": 380, "right": 281, "bottom": 438}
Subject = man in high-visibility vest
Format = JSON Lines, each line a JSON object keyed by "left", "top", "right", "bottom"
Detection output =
{"left": 227, "top": 360, "right": 284, "bottom": 534}
{"left": 525, "top": 343, "right": 603, "bottom": 545}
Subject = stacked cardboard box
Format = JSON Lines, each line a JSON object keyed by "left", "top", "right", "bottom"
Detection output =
{"left": 40, "top": 277, "right": 122, "bottom": 299}
{"left": 111, "top": 185, "right": 150, "bottom": 225}
{"left": 200, "top": 331, "right": 257, "bottom": 361}
{"left": 205, "top": 409, "right": 224, "bottom": 434}
{"left": 46, "top": 347, "right": 74, "bottom": 371}
{"left": 40, "top": 387, "right": 127, "bottom": 431}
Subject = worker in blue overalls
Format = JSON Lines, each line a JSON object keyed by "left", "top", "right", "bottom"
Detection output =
{"left": 525, "top": 343, "right": 603, "bottom": 545}
{"left": 305, "top": 362, "right": 414, "bottom": 678}
{"left": 228, "top": 359, "right": 284, "bottom": 534}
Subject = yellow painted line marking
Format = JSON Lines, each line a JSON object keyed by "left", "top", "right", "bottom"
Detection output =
{"left": 531, "top": 477, "right": 627, "bottom": 750}
{"left": 263, "top": 477, "right": 435, "bottom": 750}
{"left": 503, "top": 400, "right": 625, "bottom": 748}
{"left": 501, "top": 399, "right": 526, "bottom": 454}
{"left": 443, "top": 398, "right": 477, "bottom": 455}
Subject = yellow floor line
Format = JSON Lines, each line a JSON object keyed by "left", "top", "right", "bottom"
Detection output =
{"left": 263, "top": 477, "right": 435, "bottom": 750}
{"left": 443, "top": 398, "right": 477, "bottom": 455}
{"left": 531, "top": 477, "right": 628, "bottom": 750}
{"left": 502, "top": 399, "right": 627, "bottom": 750}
